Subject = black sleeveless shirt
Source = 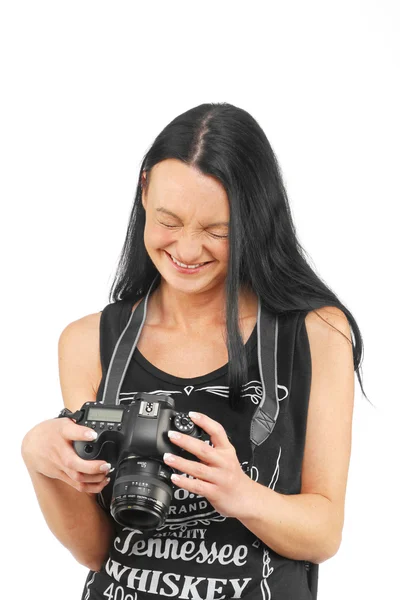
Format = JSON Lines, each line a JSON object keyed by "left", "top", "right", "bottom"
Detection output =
{"left": 81, "top": 300, "right": 315, "bottom": 600}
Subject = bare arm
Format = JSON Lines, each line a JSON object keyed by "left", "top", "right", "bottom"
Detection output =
{"left": 236, "top": 306, "right": 355, "bottom": 563}
{"left": 22, "top": 463, "right": 115, "bottom": 571}
{"left": 21, "top": 313, "right": 115, "bottom": 572}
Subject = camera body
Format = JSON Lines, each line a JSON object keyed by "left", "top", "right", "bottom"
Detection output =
{"left": 73, "top": 392, "right": 208, "bottom": 463}
{"left": 70, "top": 393, "right": 209, "bottom": 531}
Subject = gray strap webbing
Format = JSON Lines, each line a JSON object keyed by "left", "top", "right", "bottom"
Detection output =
{"left": 100, "top": 276, "right": 158, "bottom": 407}
{"left": 250, "top": 306, "right": 279, "bottom": 447}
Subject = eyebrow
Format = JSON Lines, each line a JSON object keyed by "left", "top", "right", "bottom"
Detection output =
{"left": 156, "top": 207, "right": 229, "bottom": 227}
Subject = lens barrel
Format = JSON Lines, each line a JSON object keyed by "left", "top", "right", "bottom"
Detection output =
{"left": 110, "top": 455, "right": 173, "bottom": 531}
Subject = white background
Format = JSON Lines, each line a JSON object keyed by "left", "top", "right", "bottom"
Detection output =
{"left": 1, "top": 1, "right": 399, "bottom": 598}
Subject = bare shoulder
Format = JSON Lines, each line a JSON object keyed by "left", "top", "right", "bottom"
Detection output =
{"left": 58, "top": 311, "right": 103, "bottom": 411}
{"left": 301, "top": 305, "right": 355, "bottom": 558}
{"left": 305, "top": 305, "right": 352, "bottom": 342}
{"left": 58, "top": 311, "right": 102, "bottom": 352}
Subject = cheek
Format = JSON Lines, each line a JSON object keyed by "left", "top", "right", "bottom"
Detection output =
{"left": 215, "top": 243, "right": 229, "bottom": 263}
{"left": 144, "top": 223, "right": 173, "bottom": 248}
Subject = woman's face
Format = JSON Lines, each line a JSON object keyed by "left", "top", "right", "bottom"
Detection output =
{"left": 141, "top": 159, "right": 230, "bottom": 295}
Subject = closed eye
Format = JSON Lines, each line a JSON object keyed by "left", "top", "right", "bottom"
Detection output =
{"left": 161, "top": 223, "right": 178, "bottom": 228}
{"left": 160, "top": 222, "right": 228, "bottom": 239}
{"left": 209, "top": 232, "right": 228, "bottom": 239}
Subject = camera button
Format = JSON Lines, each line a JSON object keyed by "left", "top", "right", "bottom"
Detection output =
{"left": 108, "top": 424, "right": 114, "bottom": 430}
{"left": 117, "top": 425, "right": 122, "bottom": 431}
{"left": 99, "top": 422, "right": 105, "bottom": 429}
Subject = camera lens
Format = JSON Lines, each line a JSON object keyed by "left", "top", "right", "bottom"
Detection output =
{"left": 110, "top": 455, "right": 173, "bottom": 531}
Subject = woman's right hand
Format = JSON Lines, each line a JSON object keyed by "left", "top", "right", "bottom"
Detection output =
{"left": 21, "top": 417, "right": 112, "bottom": 494}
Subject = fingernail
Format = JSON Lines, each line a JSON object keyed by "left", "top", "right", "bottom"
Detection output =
{"left": 85, "top": 430, "right": 98, "bottom": 440}
{"left": 105, "top": 477, "right": 110, "bottom": 484}
{"left": 168, "top": 430, "right": 181, "bottom": 440}
{"left": 163, "top": 452, "right": 175, "bottom": 462}
{"left": 188, "top": 411, "right": 200, "bottom": 419}
{"left": 100, "top": 463, "right": 111, "bottom": 472}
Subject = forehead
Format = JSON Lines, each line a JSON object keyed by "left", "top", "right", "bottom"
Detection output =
{"left": 148, "top": 159, "right": 229, "bottom": 219}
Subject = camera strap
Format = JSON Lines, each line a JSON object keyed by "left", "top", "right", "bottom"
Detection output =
{"left": 99, "top": 275, "right": 280, "bottom": 454}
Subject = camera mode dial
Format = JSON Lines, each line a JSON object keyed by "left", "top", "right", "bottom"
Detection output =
{"left": 173, "top": 413, "right": 195, "bottom": 433}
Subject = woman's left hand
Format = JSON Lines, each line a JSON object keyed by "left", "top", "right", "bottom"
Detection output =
{"left": 163, "top": 411, "right": 254, "bottom": 520}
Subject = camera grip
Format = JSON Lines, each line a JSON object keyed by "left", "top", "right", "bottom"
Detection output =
{"left": 73, "top": 439, "right": 118, "bottom": 464}
{"left": 73, "top": 440, "right": 101, "bottom": 459}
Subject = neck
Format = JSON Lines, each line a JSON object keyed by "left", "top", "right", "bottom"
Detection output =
{"left": 148, "top": 279, "right": 258, "bottom": 333}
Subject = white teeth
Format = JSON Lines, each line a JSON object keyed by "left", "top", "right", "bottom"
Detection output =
{"left": 170, "top": 254, "right": 205, "bottom": 269}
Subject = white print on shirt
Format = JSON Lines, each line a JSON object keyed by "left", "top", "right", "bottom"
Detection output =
{"left": 261, "top": 547, "right": 275, "bottom": 599}
{"left": 248, "top": 448, "right": 282, "bottom": 599}
{"left": 196, "top": 381, "right": 288, "bottom": 404}
{"left": 114, "top": 533, "right": 248, "bottom": 565}
{"left": 104, "top": 557, "right": 252, "bottom": 600}
{"left": 118, "top": 379, "right": 289, "bottom": 404}
{"left": 83, "top": 571, "right": 96, "bottom": 600}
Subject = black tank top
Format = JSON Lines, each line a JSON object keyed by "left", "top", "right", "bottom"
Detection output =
{"left": 81, "top": 299, "right": 314, "bottom": 600}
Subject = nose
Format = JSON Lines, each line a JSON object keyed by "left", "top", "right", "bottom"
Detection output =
{"left": 172, "top": 232, "right": 206, "bottom": 264}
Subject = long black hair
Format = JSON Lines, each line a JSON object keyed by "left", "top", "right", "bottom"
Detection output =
{"left": 109, "top": 102, "right": 371, "bottom": 410}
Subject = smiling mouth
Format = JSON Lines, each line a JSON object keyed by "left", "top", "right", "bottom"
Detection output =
{"left": 165, "top": 251, "right": 213, "bottom": 268}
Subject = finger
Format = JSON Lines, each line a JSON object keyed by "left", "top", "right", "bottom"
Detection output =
{"left": 167, "top": 432, "right": 220, "bottom": 466}
{"left": 64, "top": 467, "right": 110, "bottom": 485}
{"left": 62, "top": 448, "right": 112, "bottom": 476}
{"left": 81, "top": 477, "right": 111, "bottom": 494}
{"left": 170, "top": 471, "right": 216, "bottom": 500}
{"left": 188, "top": 412, "right": 232, "bottom": 449}
{"left": 163, "top": 453, "right": 217, "bottom": 483}
{"left": 58, "top": 469, "right": 111, "bottom": 494}
{"left": 59, "top": 419, "right": 101, "bottom": 443}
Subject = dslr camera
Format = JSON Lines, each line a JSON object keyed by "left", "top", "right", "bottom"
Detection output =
{"left": 61, "top": 393, "right": 209, "bottom": 532}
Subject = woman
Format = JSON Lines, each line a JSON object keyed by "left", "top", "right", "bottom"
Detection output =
{"left": 21, "top": 102, "right": 368, "bottom": 600}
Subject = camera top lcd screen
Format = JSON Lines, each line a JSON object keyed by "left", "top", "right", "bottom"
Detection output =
{"left": 87, "top": 407, "right": 124, "bottom": 422}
